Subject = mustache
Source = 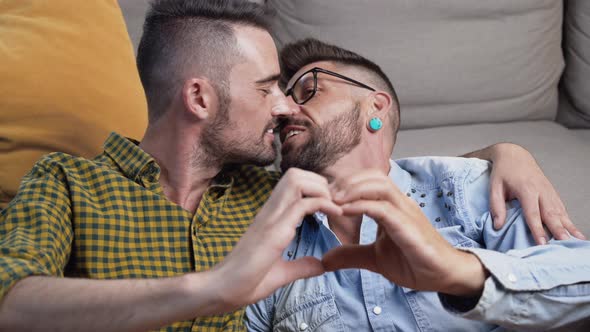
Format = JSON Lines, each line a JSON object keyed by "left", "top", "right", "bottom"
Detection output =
{"left": 277, "top": 117, "right": 313, "bottom": 129}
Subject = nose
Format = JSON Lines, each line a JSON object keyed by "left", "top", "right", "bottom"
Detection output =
{"left": 271, "top": 94, "right": 300, "bottom": 117}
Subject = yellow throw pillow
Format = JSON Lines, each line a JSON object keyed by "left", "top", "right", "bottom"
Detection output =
{"left": 0, "top": 0, "right": 148, "bottom": 207}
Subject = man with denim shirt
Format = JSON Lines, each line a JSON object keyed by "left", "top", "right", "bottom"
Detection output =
{"left": 245, "top": 38, "right": 590, "bottom": 331}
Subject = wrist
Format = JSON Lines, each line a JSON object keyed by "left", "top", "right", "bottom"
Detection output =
{"left": 443, "top": 250, "right": 489, "bottom": 297}
{"left": 488, "top": 143, "right": 528, "bottom": 164}
{"left": 180, "top": 269, "right": 231, "bottom": 316}
{"left": 463, "top": 142, "right": 521, "bottom": 163}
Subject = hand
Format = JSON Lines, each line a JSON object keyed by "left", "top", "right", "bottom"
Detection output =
{"left": 485, "top": 143, "right": 586, "bottom": 244}
{"left": 322, "top": 170, "right": 487, "bottom": 296}
{"left": 208, "top": 168, "right": 342, "bottom": 312}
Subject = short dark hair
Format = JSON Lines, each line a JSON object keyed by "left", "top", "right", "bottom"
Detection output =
{"left": 137, "top": 0, "right": 272, "bottom": 122}
{"left": 279, "top": 38, "right": 400, "bottom": 134}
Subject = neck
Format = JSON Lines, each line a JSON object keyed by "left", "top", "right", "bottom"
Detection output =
{"left": 323, "top": 141, "right": 391, "bottom": 244}
{"left": 139, "top": 118, "right": 221, "bottom": 214}
{"left": 322, "top": 139, "right": 391, "bottom": 182}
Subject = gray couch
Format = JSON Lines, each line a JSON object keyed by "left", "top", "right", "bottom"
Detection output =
{"left": 119, "top": 0, "right": 590, "bottom": 235}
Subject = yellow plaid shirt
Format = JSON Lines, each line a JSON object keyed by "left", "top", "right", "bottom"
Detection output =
{"left": 0, "top": 132, "right": 279, "bottom": 331}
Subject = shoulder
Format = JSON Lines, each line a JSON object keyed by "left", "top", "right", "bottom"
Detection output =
{"left": 395, "top": 156, "right": 491, "bottom": 185}
{"left": 23, "top": 152, "right": 118, "bottom": 187}
{"left": 396, "top": 157, "right": 492, "bottom": 229}
{"left": 26, "top": 152, "right": 88, "bottom": 179}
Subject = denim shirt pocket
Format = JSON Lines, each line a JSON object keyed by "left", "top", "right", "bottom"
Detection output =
{"left": 272, "top": 291, "right": 345, "bottom": 332}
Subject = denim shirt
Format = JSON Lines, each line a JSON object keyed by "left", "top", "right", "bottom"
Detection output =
{"left": 245, "top": 157, "right": 590, "bottom": 331}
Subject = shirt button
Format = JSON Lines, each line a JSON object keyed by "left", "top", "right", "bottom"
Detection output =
{"left": 507, "top": 273, "right": 517, "bottom": 283}
{"left": 373, "top": 306, "right": 382, "bottom": 315}
{"left": 299, "top": 322, "right": 308, "bottom": 330}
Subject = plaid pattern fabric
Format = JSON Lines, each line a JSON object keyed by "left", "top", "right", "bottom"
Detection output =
{"left": 0, "top": 132, "right": 279, "bottom": 331}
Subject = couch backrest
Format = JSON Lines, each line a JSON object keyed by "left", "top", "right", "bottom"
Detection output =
{"left": 267, "top": 0, "right": 565, "bottom": 129}
{"left": 557, "top": 0, "right": 590, "bottom": 128}
{"left": 120, "top": 1, "right": 590, "bottom": 130}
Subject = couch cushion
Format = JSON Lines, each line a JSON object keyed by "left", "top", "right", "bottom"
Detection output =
{"left": 267, "top": 0, "right": 564, "bottom": 129}
{"left": 0, "top": 0, "right": 148, "bottom": 205}
{"left": 395, "top": 121, "right": 590, "bottom": 235}
{"left": 573, "top": 129, "right": 590, "bottom": 141}
{"left": 557, "top": 0, "right": 590, "bottom": 128}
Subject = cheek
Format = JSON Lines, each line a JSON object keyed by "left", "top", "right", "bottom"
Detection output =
{"left": 226, "top": 111, "right": 267, "bottom": 138}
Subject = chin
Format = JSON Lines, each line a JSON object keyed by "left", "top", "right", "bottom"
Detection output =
{"left": 251, "top": 151, "right": 277, "bottom": 167}
{"left": 280, "top": 158, "right": 306, "bottom": 172}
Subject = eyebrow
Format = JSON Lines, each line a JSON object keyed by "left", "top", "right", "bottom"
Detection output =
{"left": 255, "top": 73, "right": 281, "bottom": 85}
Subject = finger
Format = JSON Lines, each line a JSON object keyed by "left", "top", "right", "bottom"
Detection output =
{"left": 322, "top": 244, "right": 377, "bottom": 272}
{"left": 271, "top": 169, "right": 332, "bottom": 207}
{"left": 489, "top": 181, "right": 507, "bottom": 230}
{"left": 301, "top": 197, "right": 343, "bottom": 217}
{"left": 257, "top": 197, "right": 343, "bottom": 238}
{"left": 560, "top": 216, "right": 587, "bottom": 240}
{"left": 282, "top": 197, "right": 343, "bottom": 227}
{"left": 342, "top": 200, "right": 442, "bottom": 250}
{"left": 290, "top": 174, "right": 332, "bottom": 199}
{"left": 341, "top": 200, "right": 393, "bottom": 220}
{"left": 538, "top": 196, "right": 571, "bottom": 241}
{"left": 329, "top": 169, "right": 388, "bottom": 195}
{"left": 278, "top": 257, "right": 325, "bottom": 285}
{"left": 518, "top": 193, "right": 548, "bottom": 245}
{"left": 340, "top": 200, "right": 407, "bottom": 237}
{"left": 332, "top": 178, "right": 401, "bottom": 205}
{"left": 539, "top": 195, "right": 586, "bottom": 240}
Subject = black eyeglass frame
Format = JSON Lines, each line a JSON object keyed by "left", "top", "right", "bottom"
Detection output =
{"left": 285, "top": 67, "right": 376, "bottom": 105}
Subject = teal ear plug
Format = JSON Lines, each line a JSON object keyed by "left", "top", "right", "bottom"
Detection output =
{"left": 368, "top": 117, "right": 383, "bottom": 132}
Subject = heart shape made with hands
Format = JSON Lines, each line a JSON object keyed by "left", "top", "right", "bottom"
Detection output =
{"left": 320, "top": 169, "right": 487, "bottom": 295}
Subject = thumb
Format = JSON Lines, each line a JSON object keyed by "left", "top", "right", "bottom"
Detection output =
{"left": 322, "top": 244, "right": 377, "bottom": 272}
{"left": 489, "top": 182, "right": 507, "bottom": 230}
{"left": 279, "top": 257, "right": 325, "bottom": 285}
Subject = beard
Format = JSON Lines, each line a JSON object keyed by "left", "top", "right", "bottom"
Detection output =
{"left": 280, "top": 102, "right": 362, "bottom": 173}
{"left": 197, "top": 86, "right": 277, "bottom": 168}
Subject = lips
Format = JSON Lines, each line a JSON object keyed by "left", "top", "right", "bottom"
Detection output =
{"left": 280, "top": 125, "right": 307, "bottom": 143}
{"left": 263, "top": 122, "right": 280, "bottom": 137}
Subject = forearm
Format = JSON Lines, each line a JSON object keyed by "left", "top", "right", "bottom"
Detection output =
{"left": 0, "top": 273, "right": 223, "bottom": 332}
{"left": 461, "top": 142, "right": 523, "bottom": 161}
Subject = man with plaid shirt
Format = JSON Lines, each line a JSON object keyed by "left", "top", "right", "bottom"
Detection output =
{"left": 0, "top": 1, "right": 582, "bottom": 331}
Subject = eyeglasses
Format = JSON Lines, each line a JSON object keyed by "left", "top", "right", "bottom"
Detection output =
{"left": 285, "top": 67, "right": 376, "bottom": 105}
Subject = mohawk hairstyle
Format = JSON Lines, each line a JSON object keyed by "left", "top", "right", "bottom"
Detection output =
{"left": 136, "top": 0, "right": 272, "bottom": 122}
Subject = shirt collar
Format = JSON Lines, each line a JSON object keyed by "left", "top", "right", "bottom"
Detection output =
{"left": 103, "top": 132, "right": 158, "bottom": 182}
{"left": 388, "top": 159, "right": 412, "bottom": 195}
{"left": 309, "top": 159, "right": 413, "bottom": 226}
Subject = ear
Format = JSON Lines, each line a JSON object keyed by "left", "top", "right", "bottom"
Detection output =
{"left": 182, "top": 78, "right": 216, "bottom": 121}
{"left": 368, "top": 91, "right": 392, "bottom": 118}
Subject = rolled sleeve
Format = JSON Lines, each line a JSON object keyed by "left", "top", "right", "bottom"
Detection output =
{"left": 0, "top": 160, "right": 73, "bottom": 299}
